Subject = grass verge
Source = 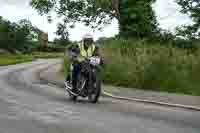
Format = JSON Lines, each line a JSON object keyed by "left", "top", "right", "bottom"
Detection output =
{"left": 31, "top": 52, "right": 64, "bottom": 59}
{"left": 101, "top": 39, "right": 200, "bottom": 96}
{"left": 62, "top": 39, "right": 200, "bottom": 96}
{"left": 0, "top": 55, "right": 34, "bottom": 65}
{"left": 0, "top": 52, "right": 64, "bottom": 65}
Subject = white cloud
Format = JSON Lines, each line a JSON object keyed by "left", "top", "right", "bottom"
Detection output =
{"left": 153, "top": 0, "right": 192, "bottom": 32}
{"left": 68, "top": 18, "right": 119, "bottom": 41}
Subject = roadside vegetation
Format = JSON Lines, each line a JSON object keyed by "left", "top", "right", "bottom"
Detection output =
{"left": 101, "top": 39, "right": 200, "bottom": 96}
{"left": 0, "top": 52, "right": 64, "bottom": 65}
{"left": 0, "top": 54, "right": 34, "bottom": 65}
{"left": 0, "top": 16, "right": 65, "bottom": 65}
{"left": 54, "top": 0, "right": 200, "bottom": 96}
{"left": 1, "top": 0, "right": 200, "bottom": 96}
{"left": 62, "top": 38, "right": 200, "bottom": 96}
{"left": 31, "top": 52, "right": 64, "bottom": 59}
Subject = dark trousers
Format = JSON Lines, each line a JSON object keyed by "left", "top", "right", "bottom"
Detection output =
{"left": 71, "top": 63, "right": 81, "bottom": 91}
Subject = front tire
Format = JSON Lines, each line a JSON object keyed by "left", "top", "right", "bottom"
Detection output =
{"left": 88, "top": 79, "right": 101, "bottom": 103}
{"left": 69, "top": 94, "right": 77, "bottom": 101}
{"left": 65, "top": 80, "right": 78, "bottom": 101}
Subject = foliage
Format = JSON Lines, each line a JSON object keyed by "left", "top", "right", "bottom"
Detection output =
{"left": 176, "top": 0, "right": 200, "bottom": 39}
{"left": 61, "top": 38, "right": 200, "bottom": 95}
{"left": 31, "top": 0, "right": 113, "bottom": 29}
{"left": 119, "top": 0, "right": 158, "bottom": 38}
{"left": 53, "top": 22, "right": 71, "bottom": 46}
{"left": 0, "top": 16, "right": 16, "bottom": 51}
{"left": 31, "top": 52, "right": 64, "bottom": 58}
{"left": 54, "top": 38, "right": 70, "bottom": 46}
{"left": 37, "top": 45, "right": 66, "bottom": 52}
{"left": 100, "top": 39, "right": 200, "bottom": 95}
{"left": 30, "top": 0, "right": 158, "bottom": 38}
{"left": 61, "top": 54, "right": 70, "bottom": 77}
{"left": 0, "top": 16, "right": 40, "bottom": 53}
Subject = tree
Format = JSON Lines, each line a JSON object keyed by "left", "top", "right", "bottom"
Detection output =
{"left": 14, "top": 19, "right": 39, "bottom": 52}
{"left": 119, "top": 0, "right": 158, "bottom": 38}
{"left": 55, "top": 22, "right": 70, "bottom": 46}
{"left": 176, "top": 0, "right": 200, "bottom": 39}
{"left": 0, "top": 17, "right": 40, "bottom": 53}
{"left": 30, "top": 0, "right": 158, "bottom": 38}
{"left": 0, "top": 17, "right": 18, "bottom": 51}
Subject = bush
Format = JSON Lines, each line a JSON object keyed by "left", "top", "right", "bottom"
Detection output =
{"left": 61, "top": 54, "right": 70, "bottom": 77}
{"left": 37, "top": 45, "right": 66, "bottom": 53}
{"left": 101, "top": 39, "right": 200, "bottom": 96}
{"left": 31, "top": 52, "right": 64, "bottom": 59}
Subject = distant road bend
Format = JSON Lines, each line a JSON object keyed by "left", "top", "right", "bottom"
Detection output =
{"left": 0, "top": 59, "right": 199, "bottom": 133}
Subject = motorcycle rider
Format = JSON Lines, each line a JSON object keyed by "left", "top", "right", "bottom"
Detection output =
{"left": 66, "top": 33, "right": 100, "bottom": 95}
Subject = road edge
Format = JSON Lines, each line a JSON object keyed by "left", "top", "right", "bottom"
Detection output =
{"left": 38, "top": 63, "right": 200, "bottom": 112}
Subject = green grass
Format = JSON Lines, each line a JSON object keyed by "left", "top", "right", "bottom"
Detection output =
{"left": 0, "top": 52, "right": 64, "bottom": 65}
{"left": 31, "top": 52, "right": 64, "bottom": 59}
{"left": 62, "top": 39, "right": 200, "bottom": 96}
{"left": 0, "top": 55, "right": 34, "bottom": 65}
{"left": 101, "top": 39, "right": 200, "bottom": 96}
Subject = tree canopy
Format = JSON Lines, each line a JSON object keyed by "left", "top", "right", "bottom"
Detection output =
{"left": 176, "top": 0, "right": 200, "bottom": 39}
{"left": 0, "top": 17, "right": 40, "bottom": 53}
{"left": 119, "top": 0, "right": 158, "bottom": 38}
{"left": 30, "top": 0, "right": 158, "bottom": 38}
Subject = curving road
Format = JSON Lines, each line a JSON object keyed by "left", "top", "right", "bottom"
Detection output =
{"left": 0, "top": 59, "right": 199, "bottom": 133}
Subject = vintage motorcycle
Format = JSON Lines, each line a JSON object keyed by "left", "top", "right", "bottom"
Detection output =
{"left": 65, "top": 56, "right": 102, "bottom": 103}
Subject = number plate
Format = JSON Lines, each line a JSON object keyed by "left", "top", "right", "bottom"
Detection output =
{"left": 90, "top": 57, "right": 101, "bottom": 66}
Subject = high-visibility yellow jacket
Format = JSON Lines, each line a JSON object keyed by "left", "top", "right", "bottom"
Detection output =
{"left": 79, "top": 43, "right": 96, "bottom": 57}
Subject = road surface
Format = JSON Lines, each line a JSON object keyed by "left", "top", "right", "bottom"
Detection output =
{"left": 0, "top": 59, "right": 199, "bottom": 133}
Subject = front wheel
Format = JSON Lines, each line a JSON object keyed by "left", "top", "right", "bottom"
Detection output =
{"left": 66, "top": 83, "right": 77, "bottom": 101}
{"left": 65, "top": 79, "right": 77, "bottom": 101}
{"left": 69, "top": 94, "right": 77, "bottom": 101}
{"left": 88, "top": 78, "right": 102, "bottom": 103}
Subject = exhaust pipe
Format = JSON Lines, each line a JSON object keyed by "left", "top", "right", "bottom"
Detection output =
{"left": 64, "top": 82, "right": 78, "bottom": 96}
{"left": 65, "top": 82, "right": 72, "bottom": 90}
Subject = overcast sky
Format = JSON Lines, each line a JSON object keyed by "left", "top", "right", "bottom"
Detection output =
{"left": 0, "top": 0, "right": 192, "bottom": 41}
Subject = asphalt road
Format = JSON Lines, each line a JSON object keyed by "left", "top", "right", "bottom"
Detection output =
{"left": 0, "top": 59, "right": 199, "bottom": 133}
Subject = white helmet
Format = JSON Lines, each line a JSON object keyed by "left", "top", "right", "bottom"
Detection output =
{"left": 83, "top": 33, "right": 93, "bottom": 40}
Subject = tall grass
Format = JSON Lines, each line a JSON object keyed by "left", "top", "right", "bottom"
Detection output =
{"left": 62, "top": 39, "right": 200, "bottom": 96}
{"left": 101, "top": 39, "right": 200, "bottom": 96}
